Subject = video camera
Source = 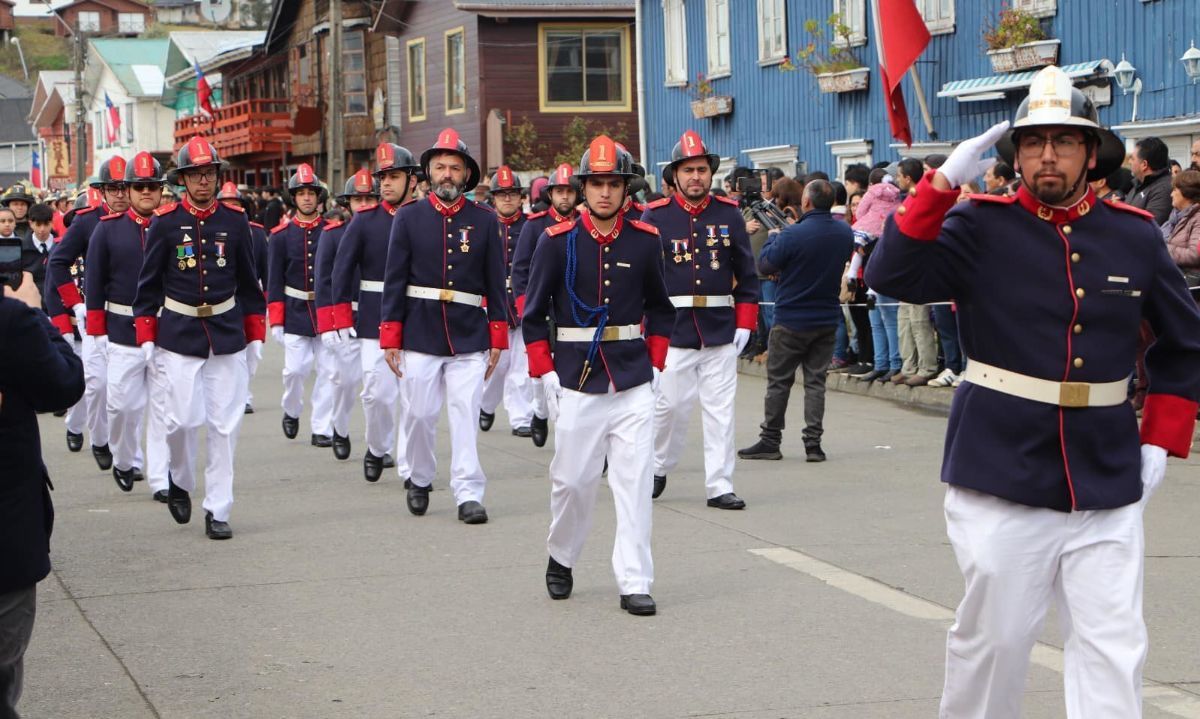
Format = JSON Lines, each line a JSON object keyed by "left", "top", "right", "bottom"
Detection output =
{"left": 0, "top": 237, "right": 22, "bottom": 290}
{"left": 736, "top": 173, "right": 788, "bottom": 231}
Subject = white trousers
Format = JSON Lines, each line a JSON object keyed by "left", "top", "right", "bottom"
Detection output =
{"left": 81, "top": 333, "right": 109, "bottom": 446}
{"left": 64, "top": 339, "right": 86, "bottom": 435}
{"left": 160, "top": 349, "right": 248, "bottom": 522}
{"left": 653, "top": 343, "right": 738, "bottom": 498}
{"left": 360, "top": 341, "right": 402, "bottom": 461}
{"left": 941, "top": 486, "right": 1146, "bottom": 719}
{"left": 245, "top": 339, "right": 262, "bottom": 405}
{"left": 282, "top": 333, "right": 334, "bottom": 435}
{"left": 106, "top": 344, "right": 169, "bottom": 492}
{"left": 480, "top": 327, "right": 535, "bottom": 429}
{"left": 548, "top": 383, "right": 655, "bottom": 595}
{"left": 404, "top": 351, "right": 487, "bottom": 504}
{"left": 324, "top": 337, "right": 363, "bottom": 437}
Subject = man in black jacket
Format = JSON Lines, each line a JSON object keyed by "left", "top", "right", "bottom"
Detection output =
{"left": 0, "top": 271, "right": 85, "bottom": 718}
{"left": 1128, "top": 136, "right": 1174, "bottom": 225}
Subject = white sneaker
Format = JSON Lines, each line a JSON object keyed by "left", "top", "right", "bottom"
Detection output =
{"left": 927, "top": 368, "right": 957, "bottom": 387}
{"left": 950, "top": 374, "right": 964, "bottom": 388}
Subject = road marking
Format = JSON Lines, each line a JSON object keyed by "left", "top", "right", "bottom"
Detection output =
{"left": 750, "top": 546, "right": 1200, "bottom": 718}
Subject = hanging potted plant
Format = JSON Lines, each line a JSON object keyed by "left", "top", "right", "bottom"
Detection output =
{"left": 787, "top": 14, "right": 868, "bottom": 94}
{"left": 983, "top": 4, "right": 1059, "bottom": 73}
{"left": 688, "top": 73, "right": 734, "bottom": 119}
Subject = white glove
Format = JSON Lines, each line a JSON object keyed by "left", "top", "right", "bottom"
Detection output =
{"left": 247, "top": 339, "right": 263, "bottom": 361}
{"left": 72, "top": 303, "right": 86, "bottom": 330}
{"left": 651, "top": 367, "right": 662, "bottom": 394}
{"left": 734, "top": 328, "right": 751, "bottom": 354}
{"left": 348, "top": 326, "right": 358, "bottom": 339}
{"left": 94, "top": 334, "right": 109, "bottom": 358}
{"left": 938, "top": 121, "right": 1010, "bottom": 188}
{"left": 271, "top": 326, "right": 285, "bottom": 344}
{"left": 539, "top": 370, "right": 563, "bottom": 420}
{"left": 141, "top": 341, "right": 155, "bottom": 363}
{"left": 1140, "top": 444, "right": 1168, "bottom": 500}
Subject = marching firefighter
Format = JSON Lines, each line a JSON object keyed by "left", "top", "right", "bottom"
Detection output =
{"left": 378, "top": 128, "right": 508, "bottom": 524}
{"left": 521, "top": 134, "right": 675, "bottom": 616}
{"left": 641, "top": 130, "right": 759, "bottom": 509}
{"left": 133, "top": 136, "right": 267, "bottom": 540}
{"left": 217, "top": 181, "right": 268, "bottom": 414}
{"left": 616, "top": 143, "right": 648, "bottom": 222}
{"left": 50, "top": 191, "right": 99, "bottom": 454}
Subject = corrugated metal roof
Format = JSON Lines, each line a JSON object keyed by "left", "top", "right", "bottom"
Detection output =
{"left": 454, "top": 0, "right": 632, "bottom": 10}
{"left": 89, "top": 38, "right": 170, "bottom": 97}
{"left": 937, "top": 61, "right": 1112, "bottom": 100}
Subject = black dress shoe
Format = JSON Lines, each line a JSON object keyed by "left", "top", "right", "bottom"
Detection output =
{"left": 205, "top": 512, "right": 232, "bottom": 540}
{"left": 281, "top": 414, "right": 299, "bottom": 439}
{"left": 66, "top": 431, "right": 83, "bottom": 452}
{"left": 707, "top": 492, "right": 746, "bottom": 510}
{"left": 244, "top": 403, "right": 254, "bottom": 414}
{"left": 167, "top": 478, "right": 191, "bottom": 524}
{"left": 332, "top": 433, "right": 351, "bottom": 460}
{"left": 92, "top": 444, "right": 113, "bottom": 470}
{"left": 382, "top": 454, "right": 395, "bottom": 469}
{"left": 546, "top": 556, "right": 573, "bottom": 600}
{"left": 53, "top": 408, "right": 67, "bottom": 417}
{"left": 854, "top": 369, "right": 886, "bottom": 382}
{"left": 512, "top": 426, "right": 532, "bottom": 438}
{"left": 405, "top": 479, "right": 430, "bottom": 515}
{"left": 131, "top": 468, "right": 144, "bottom": 482}
{"left": 620, "top": 594, "right": 656, "bottom": 616}
{"left": 652, "top": 475, "right": 666, "bottom": 499}
{"left": 738, "top": 440, "right": 782, "bottom": 460}
{"left": 112, "top": 467, "right": 136, "bottom": 492}
{"left": 479, "top": 410, "right": 495, "bottom": 432}
{"left": 457, "top": 500, "right": 488, "bottom": 524}
{"left": 530, "top": 415, "right": 548, "bottom": 447}
{"left": 805, "top": 443, "right": 827, "bottom": 463}
{"left": 152, "top": 490, "right": 168, "bottom": 503}
{"left": 311, "top": 433, "right": 333, "bottom": 448}
{"left": 363, "top": 451, "right": 384, "bottom": 482}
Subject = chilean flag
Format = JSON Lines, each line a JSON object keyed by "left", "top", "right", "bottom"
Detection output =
{"left": 870, "top": 0, "right": 930, "bottom": 147}
{"left": 30, "top": 149, "right": 41, "bottom": 188}
{"left": 195, "top": 60, "right": 214, "bottom": 115}
{"left": 104, "top": 92, "right": 120, "bottom": 144}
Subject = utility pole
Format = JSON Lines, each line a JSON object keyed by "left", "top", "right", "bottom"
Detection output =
{"left": 326, "top": 0, "right": 344, "bottom": 192}
{"left": 73, "top": 22, "right": 87, "bottom": 187}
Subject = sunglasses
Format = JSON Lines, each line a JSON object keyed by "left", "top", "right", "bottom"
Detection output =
{"left": 130, "top": 182, "right": 163, "bottom": 193}
{"left": 103, "top": 184, "right": 129, "bottom": 193}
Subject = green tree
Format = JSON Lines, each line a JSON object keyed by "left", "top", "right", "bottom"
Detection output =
{"left": 554, "top": 117, "right": 630, "bottom": 167}
{"left": 503, "top": 116, "right": 547, "bottom": 171}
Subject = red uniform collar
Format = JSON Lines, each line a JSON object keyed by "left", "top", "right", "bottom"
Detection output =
{"left": 293, "top": 214, "right": 322, "bottom": 230}
{"left": 580, "top": 209, "right": 623, "bottom": 245}
{"left": 182, "top": 195, "right": 217, "bottom": 220}
{"left": 497, "top": 210, "right": 522, "bottom": 226}
{"left": 428, "top": 193, "right": 465, "bottom": 217}
{"left": 550, "top": 206, "right": 575, "bottom": 223}
{"left": 125, "top": 208, "right": 151, "bottom": 227}
{"left": 381, "top": 200, "right": 398, "bottom": 216}
{"left": 1016, "top": 185, "right": 1097, "bottom": 223}
{"left": 673, "top": 192, "right": 711, "bottom": 216}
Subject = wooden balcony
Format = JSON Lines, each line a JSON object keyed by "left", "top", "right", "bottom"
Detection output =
{"left": 173, "top": 99, "right": 292, "bottom": 158}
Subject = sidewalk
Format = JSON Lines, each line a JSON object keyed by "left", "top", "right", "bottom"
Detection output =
{"left": 738, "top": 358, "right": 955, "bottom": 413}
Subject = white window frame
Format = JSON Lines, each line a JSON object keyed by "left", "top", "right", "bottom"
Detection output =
{"left": 833, "top": 0, "right": 867, "bottom": 47}
{"left": 915, "top": 0, "right": 955, "bottom": 35}
{"left": 663, "top": 0, "right": 687, "bottom": 86}
{"left": 706, "top": 0, "right": 731, "bottom": 79}
{"left": 744, "top": 144, "right": 798, "bottom": 177}
{"left": 756, "top": 0, "right": 787, "bottom": 65}
{"left": 77, "top": 11, "right": 101, "bottom": 32}
{"left": 1012, "top": 0, "right": 1056, "bottom": 18}
{"left": 826, "top": 139, "right": 873, "bottom": 180}
{"left": 117, "top": 12, "right": 144, "bottom": 33}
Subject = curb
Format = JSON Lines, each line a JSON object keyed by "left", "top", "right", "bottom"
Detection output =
{"left": 738, "top": 359, "right": 955, "bottom": 414}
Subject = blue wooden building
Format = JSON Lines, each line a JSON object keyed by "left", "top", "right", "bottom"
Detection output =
{"left": 637, "top": 0, "right": 1200, "bottom": 183}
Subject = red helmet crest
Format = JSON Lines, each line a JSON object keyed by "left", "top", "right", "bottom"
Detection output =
{"left": 494, "top": 165, "right": 515, "bottom": 189}
{"left": 353, "top": 169, "right": 372, "bottom": 193}
{"left": 185, "top": 137, "right": 214, "bottom": 165}
{"left": 218, "top": 181, "right": 239, "bottom": 200}
{"left": 108, "top": 156, "right": 127, "bottom": 180}
{"left": 586, "top": 137, "right": 617, "bottom": 173}
{"left": 679, "top": 130, "right": 708, "bottom": 158}
{"left": 550, "top": 163, "right": 573, "bottom": 187}
{"left": 435, "top": 128, "right": 461, "bottom": 151}
{"left": 376, "top": 142, "right": 394, "bottom": 170}
{"left": 297, "top": 163, "right": 315, "bottom": 184}
{"left": 132, "top": 152, "right": 155, "bottom": 179}
{"left": 86, "top": 187, "right": 103, "bottom": 207}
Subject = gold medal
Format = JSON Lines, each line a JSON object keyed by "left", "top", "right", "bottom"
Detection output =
{"left": 460, "top": 241, "right": 470, "bottom": 253}
{"left": 187, "top": 257, "right": 197, "bottom": 268}
{"left": 178, "top": 260, "right": 187, "bottom": 270}
{"left": 683, "top": 252, "right": 692, "bottom": 261}
{"left": 711, "top": 260, "right": 720, "bottom": 270}
{"left": 723, "top": 239, "right": 730, "bottom": 247}
{"left": 217, "top": 258, "right": 227, "bottom": 268}
{"left": 673, "top": 254, "right": 683, "bottom": 264}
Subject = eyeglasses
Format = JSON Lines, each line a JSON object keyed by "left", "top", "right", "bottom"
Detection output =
{"left": 103, "top": 184, "right": 129, "bottom": 194}
{"left": 1017, "top": 133, "right": 1086, "bottom": 156}
{"left": 130, "top": 182, "right": 162, "bottom": 193}
{"left": 185, "top": 169, "right": 219, "bottom": 182}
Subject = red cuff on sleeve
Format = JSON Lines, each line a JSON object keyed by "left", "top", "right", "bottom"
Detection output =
{"left": 515, "top": 294, "right": 526, "bottom": 318}
{"left": 57, "top": 282, "right": 83, "bottom": 309}
{"left": 526, "top": 339, "right": 553, "bottom": 377}
{"left": 892, "top": 172, "right": 960, "bottom": 242}
{"left": 331, "top": 302, "right": 354, "bottom": 330}
{"left": 135, "top": 316, "right": 158, "bottom": 345}
{"left": 85, "top": 309, "right": 107, "bottom": 336}
{"left": 50, "top": 313, "right": 73, "bottom": 335}
{"left": 646, "top": 334, "right": 669, "bottom": 370}
{"left": 489, "top": 320, "right": 509, "bottom": 350}
{"left": 244, "top": 314, "right": 266, "bottom": 343}
{"left": 735, "top": 302, "right": 758, "bottom": 330}
{"left": 316, "top": 306, "right": 335, "bottom": 334}
{"left": 268, "top": 301, "right": 285, "bottom": 327}
{"left": 1140, "top": 393, "right": 1198, "bottom": 458}
{"left": 379, "top": 321, "right": 403, "bottom": 350}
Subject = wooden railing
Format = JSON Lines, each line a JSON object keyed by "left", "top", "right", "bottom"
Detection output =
{"left": 173, "top": 99, "right": 292, "bottom": 157}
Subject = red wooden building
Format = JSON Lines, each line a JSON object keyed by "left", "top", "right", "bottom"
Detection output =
{"left": 53, "top": 0, "right": 152, "bottom": 37}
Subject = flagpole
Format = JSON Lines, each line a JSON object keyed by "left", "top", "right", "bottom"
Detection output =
{"left": 908, "top": 65, "right": 936, "bottom": 138}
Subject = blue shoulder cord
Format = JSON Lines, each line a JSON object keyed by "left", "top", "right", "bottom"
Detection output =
{"left": 564, "top": 225, "right": 609, "bottom": 389}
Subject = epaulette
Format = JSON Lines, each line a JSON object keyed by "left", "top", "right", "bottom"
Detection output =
{"left": 153, "top": 202, "right": 177, "bottom": 216}
{"left": 967, "top": 193, "right": 1018, "bottom": 205}
{"left": 225, "top": 203, "right": 245, "bottom": 214}
{"left": 713, "top": 195, "right": 739, "bottom": 207}
{"left": 527, "top": 210, "right": 549, "bottom": 220}
{"left": 645, "top": 197, "right": 671, "bottom": 209}
{"left": 77, "top": 204, "right": 100, "bottom": 216}
{"left": 249, "top": 221, "right": 264, "bottom": 229}
{"left": 475, "top": 201, "right": 496, "bottom": 213}
{"left": 628, "top": 219, "right": 660, "bottom": 236}
{"left": 1103, "top": 199, "right": 1155, "bottom": 221}
{"left": 270, "top": 219, "right": 290, "bottom": 234}
{"left": 100, "top": 211, "right": 122, "bottom": 221}
{"left": 356, "top": 204, "right": 379, "bottom": 213}
{"left": 324, "top": 219, "right": 344, "bottom": 230}
{"left": 546, "top": 219, "right": 577, "bottom": 237}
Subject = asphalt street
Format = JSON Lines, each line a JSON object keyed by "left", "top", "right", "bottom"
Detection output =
{"left": 22, "top": 343, "right": 1200, "bottom": 719}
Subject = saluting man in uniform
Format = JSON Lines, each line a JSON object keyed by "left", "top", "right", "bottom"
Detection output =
{"left": 218, "top": 182, "right": 268, "bottom": 414}
{"left": 866, "top": 66, "right": 1200, "bottom": 719}
{"left": 330, "top": 143, "right": 418, "bottom": 481}
{"left": 133, "top": 137, "right": 267, "bottom": 540}
{"left": 641, "top": 131, "right": 758, "bottom": 509}
{"left": 379, "top": 128, "right": 508, "bottom": 525}
{"left": 315, "top": 170, "right": 378, "bottom": 461}
{"left": 84, "top": 151, "right": 171, "bottom": 500}
{"left": 522, "top": 135, "right": 675, "bottom": 616}
{"left": 46, "top": 158, "right": 128, "bottom": 471}
{"left": 267, "top": 164, "right": 335, "bottom": 447}
{"left": 478, "top": 165, "right": 535, "bottom": 437}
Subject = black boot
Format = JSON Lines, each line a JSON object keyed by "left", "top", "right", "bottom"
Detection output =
{"left": 405, "top": 479, "right": 430, "bottom": 516}
{"left": 530, "top": 415, "right": 548, "bottom": 447}
{"left": 332, "top": 433, "right": 351, "bottom": 460}
{"left": 281, "top": 414, "right": 299, "bottom": 439}
{"left": 737, "top": 439, "right": 782, "bottom": 460}
{"left": 92, "top": 444, "right": 113, "bottom": 471}
{"left": 478, "top": 409, "right": 495, "bottom": 432}
{"left": 546, "top": 557, "right": 573, "bottom": 599}
{"left": 363, "top": 451, "right": 384, "bottom": 482}
{"left": 804, "top": 442, "right": 826, "bottom": 463}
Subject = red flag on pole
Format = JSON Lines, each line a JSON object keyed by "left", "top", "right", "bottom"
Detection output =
{"left": 870, "top": 0, "right": 930, "bottom": 147}
{"left": 195, "top": 60, "right": 214, "bottom": 115}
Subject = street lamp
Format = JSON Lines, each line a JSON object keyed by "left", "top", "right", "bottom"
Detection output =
{"left": 1113, "top": 54, "right": 1137, "bottom": 93}
{"left": 10, "top": 37, "right": 27, "bottom": 81}
{"left": 1181, "top": 42, "right": 1200, "bottom": 84}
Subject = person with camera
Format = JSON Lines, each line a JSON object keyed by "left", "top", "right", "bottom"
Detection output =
{"left": 0, "top": 270, "right": 84, "bottom": 719}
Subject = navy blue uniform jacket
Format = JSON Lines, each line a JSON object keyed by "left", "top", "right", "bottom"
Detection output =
{"left": 497, "top": 210, "right": 527, "bottom": 328}
{"left": 330, "top": 201, "right": 401, "bottom": 339}
{"left": 44, "top": 203, "right": 105, "bottom": 335}
{"left": 84, "top": 210, "right": 152, "bottom": 347}
{"left": 511, "top": 207, "right": 575, "bottom": 309}
{"left": 267, "top": 215, "right": 324, "bottom": 336}
{"left": 314, "top": 218, "right": 347, "bottom": 334}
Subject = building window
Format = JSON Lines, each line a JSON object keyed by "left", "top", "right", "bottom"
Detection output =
{"left": 407, "top": 37, "right": 426, "bottom": 122}
{"left": 117, "top": 12, "right": 144, "bottom": 33}
{"left": 1012, "top": 0, "right": 1056, "bottom": 18}
{"left": 77, "top": 11, "right": 100, "bottom": 32}
{"left": 833, "top": 0, "right": 866, "bottom": 46}
{"left": 298, "top": 43, "right": 311, "bottom": 86}
{"left": 706, "top": 0, "right": 731, "bottom": 78}
{"left": 445, "top": 27, "right": 466, "bottom": 115}
{"left": 756, "top": 0, "right": 787, "bottom": 64}
{"left": 343, "top": 30, "right": 367, "bottom": 116}
{"left": 663, "top": 0, "right": 686, "bottom": 86}
{"left": 538, "top": 23, "right": 631, "bottom": 113}
{"left": 915, "top": 0, "right": 955, "bottom": 34}
{"left": 826, "top": 139, "right": 873, "bottom": 181}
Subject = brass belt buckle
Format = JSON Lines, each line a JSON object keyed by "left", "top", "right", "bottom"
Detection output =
{"left": 306, "top": 291, "right": 315, "bottom": 301}
{"left": 600, "top": 326, "right": 621, "bottom": 341}
{"left": 439, "top": 289, "right": 455, "bottom": 302}
{"left": 693, "top": 295, "right": 708, "bottom": 308}
{"left": 1059, "top": 382, "right": 1090, "bottom": 408}
{"left": 195, "top": 304, "right": 214, "bottom": 318}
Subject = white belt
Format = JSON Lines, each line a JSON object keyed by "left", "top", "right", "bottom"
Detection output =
{"left": 360, "top": 280, "right": 384, "bottom": 293}
{"left": 406, "top": 285, "right": 483, "bottom": 307}
{"left": 164, "top": 296, "right": 236, "bottom": 319}
{"left": 285, "top": 286, "right": 315, "bottom": 301}
{"left": 962, "top": 359, "right": 1129, "bottom": 408}
{"left": 105, "top": 301, "right": 133, "bottom": 317}
{"left": 556, "top": 324, "right": 642, "bottom": 342}
{"left": 351, "top": 301, "right": 359, "bottom": 311}
{"left": 669, "top": 294, "right": 734, "bottom": 309}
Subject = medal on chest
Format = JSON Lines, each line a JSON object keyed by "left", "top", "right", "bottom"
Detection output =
{"left": 215, "top": 241, "right": 227, "bottom": 267}
{"left": 705, "top": 225, "right": 718, "bottom": 247}
{"left": 458, "top": 226, "right": 472, "bottom": 253}
{"left": 709, "top": 249, "right": 721, "bottom": 271}
{"left": 720, "top": 225, "right": 730, "bottom": 247}
{"left": 671, "top": 238, "right": 689, "bottom": 264}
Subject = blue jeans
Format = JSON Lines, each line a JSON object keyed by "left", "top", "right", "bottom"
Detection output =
{"left": 833, "top": 315, "right": 849, "bottom": 362}
{"left": 760, "top": 279, "right": 777, "bottom": 331}
{"left": 932, "top": 304, "right": 963, "bottom": 373}
{"left": 870, "top": 294, "right": 902, "bottom": 370}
